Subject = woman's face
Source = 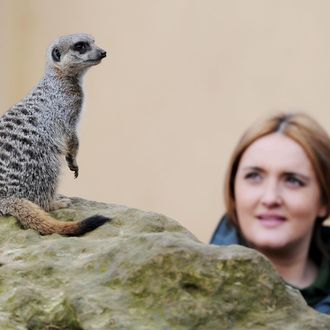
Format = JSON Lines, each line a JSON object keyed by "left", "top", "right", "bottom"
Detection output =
{"left": 234, "top": 133, "right": 326, "bottom": 254}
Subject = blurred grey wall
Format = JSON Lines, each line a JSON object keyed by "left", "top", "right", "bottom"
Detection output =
{"left": 1, "top": 0, "right": 330, "bottom": 242}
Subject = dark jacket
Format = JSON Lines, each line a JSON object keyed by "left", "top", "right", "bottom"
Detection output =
{"left": 210, "top": 216, "right": 330, "bottom": 315}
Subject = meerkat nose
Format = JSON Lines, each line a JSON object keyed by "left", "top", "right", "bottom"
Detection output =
{"left": 100, "top": 50, "right": 107, "bottom": 58}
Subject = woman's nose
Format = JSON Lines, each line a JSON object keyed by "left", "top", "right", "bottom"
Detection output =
{"left": 261, "top": 180, "right": 282, "bottom": 207}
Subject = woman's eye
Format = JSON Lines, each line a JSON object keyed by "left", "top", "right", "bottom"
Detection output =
{"left": 244, "top": 172, "right": 262, "bottom": 182}
{"left": 285, "top": 175, "right": 305, "bottom": 187}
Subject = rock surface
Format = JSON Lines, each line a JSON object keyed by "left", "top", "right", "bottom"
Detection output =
{"left": 0, "top": 197, "right": 329, "bottom": 329}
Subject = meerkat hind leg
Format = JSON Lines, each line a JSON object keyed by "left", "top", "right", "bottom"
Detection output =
{"left": 49, "top": 195, "right": 72, "bottom": 211}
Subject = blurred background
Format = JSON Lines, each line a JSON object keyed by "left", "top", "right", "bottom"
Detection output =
{"left": 1, "top": 0, "right": 330, "bottom": 243}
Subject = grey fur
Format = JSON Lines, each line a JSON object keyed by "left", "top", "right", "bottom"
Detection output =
{"left": 0, "top": 33, "right": 107, "bottom": 234}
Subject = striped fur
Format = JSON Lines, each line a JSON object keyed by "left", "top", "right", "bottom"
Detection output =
{"left": 0, "top": 33, "right": 108, "bottom": 235}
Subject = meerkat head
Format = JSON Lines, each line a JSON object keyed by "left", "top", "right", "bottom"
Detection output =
{"left": 47, "top": 33, "right": 106, "bottom": 76}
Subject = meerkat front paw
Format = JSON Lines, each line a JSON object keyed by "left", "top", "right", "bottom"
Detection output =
{"left": 66, "top": 154, "right": 79, "bottom": 178}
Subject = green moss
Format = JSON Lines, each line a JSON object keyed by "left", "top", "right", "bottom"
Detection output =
{"left": 26, "top": 298, "right": 83, "bottom": 330}
{"left": 0, "top": 198, "right": 327, "bottom": 329}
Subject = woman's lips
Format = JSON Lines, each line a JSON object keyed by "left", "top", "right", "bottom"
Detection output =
{"left": 256, "top": 213, "right": 287, "bottom": 228}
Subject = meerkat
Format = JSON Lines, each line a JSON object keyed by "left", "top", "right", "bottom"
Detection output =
{"left": 0, "top": 33, "right": 109, "bottom": 235}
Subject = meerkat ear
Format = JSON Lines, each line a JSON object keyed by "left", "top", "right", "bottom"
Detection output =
{"left": 51, "top": 47, "right": 61, "bottom": 62}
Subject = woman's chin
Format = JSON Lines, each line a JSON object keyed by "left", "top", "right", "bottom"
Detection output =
{"left": 246, "top": 236, "right": 289, "bottom": 252}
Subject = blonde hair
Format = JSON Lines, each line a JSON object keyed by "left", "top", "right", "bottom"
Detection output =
{"left": 225, "top": 113, "right": 330, "bottom": 228}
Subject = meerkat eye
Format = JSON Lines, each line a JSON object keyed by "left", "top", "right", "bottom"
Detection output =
{"left": 73, "top": 42, "right": 90, "bottom": 54}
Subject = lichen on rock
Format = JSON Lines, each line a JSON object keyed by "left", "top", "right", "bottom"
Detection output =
{"left": 0, "top": 197, "right": 329, "bottom": 329}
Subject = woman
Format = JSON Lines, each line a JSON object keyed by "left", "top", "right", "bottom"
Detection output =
{"left": 211, "top": 112, "right": 330, "bottom": 314}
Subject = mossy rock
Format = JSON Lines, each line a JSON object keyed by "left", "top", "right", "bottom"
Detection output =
{"left": 0, "top": 197, "right": 328, "bottom": 329}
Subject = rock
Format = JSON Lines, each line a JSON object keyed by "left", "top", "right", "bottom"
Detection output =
{"left": 0, "top": 197, "right": 329, "bottom": 330}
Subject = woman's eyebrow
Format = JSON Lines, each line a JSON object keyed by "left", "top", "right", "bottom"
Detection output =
{"left": 240, "top": 166, "right": 264, "bottom": 172}
{"left": 240, "top": 167, "right": 311, "bottom": 181}
{"left": 283, "top": 171, "right": 310, "bottom": 182}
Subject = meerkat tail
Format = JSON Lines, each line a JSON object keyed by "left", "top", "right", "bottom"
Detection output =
{"left": 0, "top": 197, "right": 109, "bottom": 236}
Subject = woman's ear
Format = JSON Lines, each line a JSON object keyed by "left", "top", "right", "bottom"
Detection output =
{"left": 317, "top": 204, "right": 328, "bottom": 218}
